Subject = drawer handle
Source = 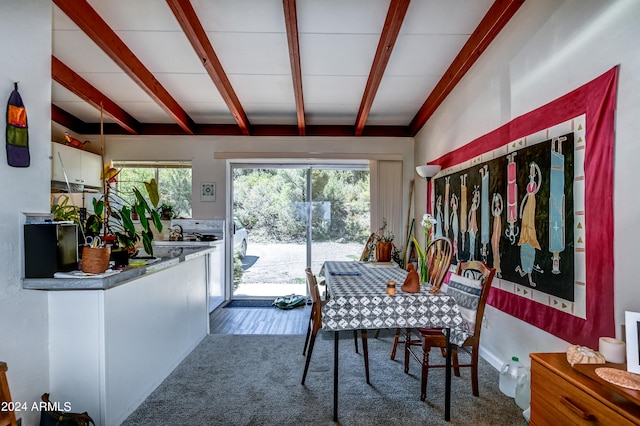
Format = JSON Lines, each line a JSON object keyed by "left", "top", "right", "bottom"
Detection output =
{"left": 560, "top": 396, "right": 595, "bottom": 421}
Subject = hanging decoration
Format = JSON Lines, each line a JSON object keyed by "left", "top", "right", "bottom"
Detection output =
{"left": 5, "top": 82, "right": 30, "bottom": 167}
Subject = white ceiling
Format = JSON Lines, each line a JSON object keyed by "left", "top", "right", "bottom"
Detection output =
{"left": 51, "top": 0, "right": 507, "bottom": 135}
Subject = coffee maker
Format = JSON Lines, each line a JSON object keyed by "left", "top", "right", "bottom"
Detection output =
{"left": 24, "top": 222, "right": 78, "bottom": 278}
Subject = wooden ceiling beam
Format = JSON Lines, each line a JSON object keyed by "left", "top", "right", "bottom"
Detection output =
{"left": 409, "top": 0, "right": 525, "bottom": 136}
{"left": 51, "top": 104, "right": 90, "bottom": 134}
{"left": 282, "top": 0, "right": 305, "bottom": 136}
{"left": 52, "top": 56, "right": 140, "bottom": 135}
{"left": 167, "top": 0, "right": 251, "bottom": 136}
{"left": 53, "top": 0, "right": 195, "bottom": 135}
{"left": 355, "top": 0, "right": 410, "bottom": 136}
{"left": 80, "top": 123, "right": 411, "bottom": 137}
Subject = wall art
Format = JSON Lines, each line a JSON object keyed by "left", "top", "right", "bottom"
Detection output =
{"left": 429, "top": 67, "right": 618, "bottom": 348}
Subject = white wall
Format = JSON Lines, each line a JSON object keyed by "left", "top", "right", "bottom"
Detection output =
{"left": 415, "top": 0, "right": 640, "bottom": 368}
{"left": 0, "top": 1, "right": 52, "bottom": 425}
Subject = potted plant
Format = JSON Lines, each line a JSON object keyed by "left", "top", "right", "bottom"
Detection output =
{"left": 83, "top": 165, "right": 163, "bottom": 257}
{"left": 159, "top": 203, "right": 174, "bottom": 220}
{"left": 51, "top": 195, "right": 79, "bottom": 223}
{"left": 372, "top": 218, "right": 395, "bottom": 262}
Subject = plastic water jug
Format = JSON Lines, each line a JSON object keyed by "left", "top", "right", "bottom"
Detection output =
{"left": 499, "top": 356, "right": 526, "bottom": 398}
{"left": 514, "top": 368, "right": 531, "bottom": 409}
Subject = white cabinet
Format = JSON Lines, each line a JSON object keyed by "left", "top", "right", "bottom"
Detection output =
{"left": 47, "top": 256, "right": 209, "bottom": 426}
{"left": 81, "top": 151, "right": 103, "bottom": 187}
{"left": 51, "top": 142, "right": 102, "bottom": 188}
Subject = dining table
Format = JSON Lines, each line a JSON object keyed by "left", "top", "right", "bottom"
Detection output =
{"left": 319, "top": 260, "right": 468, "bottom": 422}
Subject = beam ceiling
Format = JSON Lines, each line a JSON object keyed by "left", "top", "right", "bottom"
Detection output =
{"left": 166, "top": 0, "right": 251, "bottom": 135}
{"left": 53, "top": 0, "right": 196, "bottom": 135}
{"left": 355, "top": 0, "right": 410, "bottom": 136}
{"left": 51, "top": 0, "right": 525, "bottom": 138}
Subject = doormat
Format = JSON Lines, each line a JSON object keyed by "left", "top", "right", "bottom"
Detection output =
{"left": 223, "top": 299, "right": 276, "bottom": 308}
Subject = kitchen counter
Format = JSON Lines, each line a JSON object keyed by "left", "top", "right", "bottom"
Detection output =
{"left": 26, "top": 243, "right": 216, "bottom": 425}
{"left": 22, "top": 245, "right": 215, "bottom": 291}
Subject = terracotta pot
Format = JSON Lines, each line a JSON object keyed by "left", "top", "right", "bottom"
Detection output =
{"left": 376, "top": 241, "right": 393, "bottom": 262}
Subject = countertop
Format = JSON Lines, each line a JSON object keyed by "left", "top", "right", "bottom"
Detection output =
{"left": 22, "top": 245, "right": 217, "bottom": 291}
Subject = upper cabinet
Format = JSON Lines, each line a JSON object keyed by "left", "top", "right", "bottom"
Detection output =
{"left": 51, "top": 142, "right": 103, "bottom": 188}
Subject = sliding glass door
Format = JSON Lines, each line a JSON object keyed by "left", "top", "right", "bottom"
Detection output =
{"left": 231, "top": 164, "right": 369, "bottom": 299}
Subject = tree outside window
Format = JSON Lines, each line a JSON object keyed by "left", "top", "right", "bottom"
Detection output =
{"left": 114, "top": 162, "right": 192, "bottom": 219}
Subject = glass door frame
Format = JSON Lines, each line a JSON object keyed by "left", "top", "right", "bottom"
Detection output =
{"left": 227, "top": 161, "right": 369, "bottom": 300}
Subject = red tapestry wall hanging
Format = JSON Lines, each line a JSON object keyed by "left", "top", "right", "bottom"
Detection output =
{"left": 430, "top": 67, "right": 618, "bottom": 349}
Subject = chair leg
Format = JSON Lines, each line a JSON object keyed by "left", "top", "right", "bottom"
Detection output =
{"left": 374, "top": 329, "right": 380, "bottom": 339}
{"left": 301, "top": 330, "right": 317, "bottom": 385}
{"left": 471, "top": 348, "right": 480, "bottom": 397}
{"left": 404, "top": 329, "right": 411, "bottom": 374}
{"left": 361, "top": 330, "right": 370, "bottom": 385}
{"left": 390, "top": 328, "right": 401, "bottom": 360}
{"left": 452, "top": 347, "right": 461, "bottom": 377}
{"left": 303, "top": 319, "right": 311, "bottom": 356}
{"left": 353, "top": 330, "right": 359, "bottom": 353}
{"left": 420, "top": 339, "right": 431, "bottom": 401}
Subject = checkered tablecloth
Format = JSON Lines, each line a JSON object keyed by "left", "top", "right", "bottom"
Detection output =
{"left": 320, "top": 261, "right": 468, "bottom": 346}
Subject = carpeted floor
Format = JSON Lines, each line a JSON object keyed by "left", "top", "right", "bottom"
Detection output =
{"left": 123, "top": 331, "right": 527, "bottom": 425}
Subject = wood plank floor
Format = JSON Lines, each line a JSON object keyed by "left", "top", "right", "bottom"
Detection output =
{"left": 209, "top": 302, "right": 311, "bottom": 334}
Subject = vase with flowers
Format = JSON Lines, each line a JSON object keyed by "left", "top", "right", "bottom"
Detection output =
{"left": 413, "top": 213, "right": 437, "bottom": 284}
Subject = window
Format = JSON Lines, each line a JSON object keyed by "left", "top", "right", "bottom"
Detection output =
{"left": 112, "top": 161, "right": 192, "bottom": 218}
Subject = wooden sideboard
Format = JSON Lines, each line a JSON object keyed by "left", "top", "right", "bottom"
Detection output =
{"left": 531, "top": 353, "right": 640, "bottom": 425}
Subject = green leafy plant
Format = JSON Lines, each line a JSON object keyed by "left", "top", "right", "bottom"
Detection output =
{"left": 414, "top": 213, "right": 437, "bottom": 283}
{"left": 51, "top": 195, "right": 79, "bottom": 223}
{"left": 159, "top": 203, "right": 174, "bottom": 220}
{"left": 85, "top": 198, "right": 104, "bottom": 236}
{"left": 84, "top": 166, "right": 163, "bottom": 256}
{"left": 373, "top": 218, "right": 395, "bottom": 243}
{"left": 105, "top": 182, "right": 163, "bottom": 256}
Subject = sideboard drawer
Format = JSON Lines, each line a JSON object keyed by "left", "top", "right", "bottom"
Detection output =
{"left": 532, "top": 355, "right": 634, "bottom": 425}
{"left": 530, "top": 353, "right": 640, "bottom": 426}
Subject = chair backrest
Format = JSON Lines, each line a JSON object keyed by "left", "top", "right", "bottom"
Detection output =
{"left": 305, "top": 268, "right": 320, "bottom": 303}
{"left": 426, "top": 237, "right": 454, "bottom": 291}
{"left": 0, "top": 362, "right": 18, "bottom": 426}
{"left": 305, "top": 268, "right": 323, "bottom": 327}
{"left": 456, "top": 260, "right": 496, "bottom": 342}
{"left": 359, "top": 233, "right": 376, "bottom": 261}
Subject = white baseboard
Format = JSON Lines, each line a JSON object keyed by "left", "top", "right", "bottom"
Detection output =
{"left": 480, "top": 346, "right": 503, "bottom": 371}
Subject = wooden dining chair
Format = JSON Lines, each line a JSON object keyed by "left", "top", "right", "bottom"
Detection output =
{"left": 389, "top": 237, "right": 453, "bottom": 360}
{"left": 425, "top": 237, "right": 455, "bottom": 294}
{"left": 404, "top": 260, "right": 496, "bottom": 401}
{"left": 0, "top": 362, "right": 18, "bottom": 426}
{"left": 359, "top": 233, "right": 376, "bottom": 261}
{"left": 302, "top": 268, "right": 371, "bottom": 385}
{"left": 302, "top": 268, "right": 322, "bottom": 358}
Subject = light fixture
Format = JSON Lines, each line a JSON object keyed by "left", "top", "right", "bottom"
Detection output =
{"left": 415, "top": 164, "right": 441, "bottom": 180}
{"left": 416, "top": 164, "right": 442, "bottom": 215}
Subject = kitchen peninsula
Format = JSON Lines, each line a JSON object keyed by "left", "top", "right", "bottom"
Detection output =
{"left": 22, "top": 245, "right": 215, "bottom": 426}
